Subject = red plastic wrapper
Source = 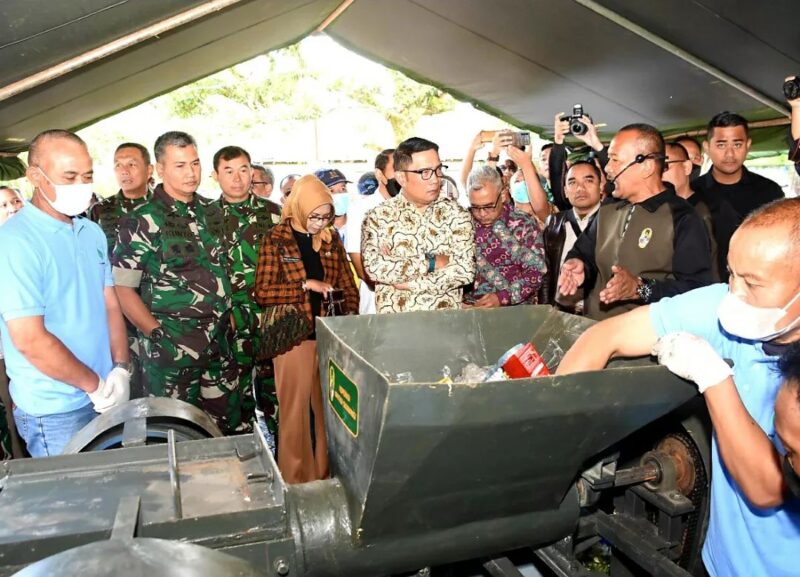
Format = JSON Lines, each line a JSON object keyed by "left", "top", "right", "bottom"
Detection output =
{"left": 500, "top": 342, "right": 550, "bottom": 379}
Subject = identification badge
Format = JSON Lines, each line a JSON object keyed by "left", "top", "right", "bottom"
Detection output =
{"left": 638, "top": 227, "right": 653, "bottom": 248}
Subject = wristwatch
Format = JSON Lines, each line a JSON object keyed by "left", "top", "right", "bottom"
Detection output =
{"left": 636, "top": 277, "right": 655, "bottom": 303}
{"left": 149, "top": 326, "right": 165, "bottom": 343}
{"left": 487, "top": 153, "right": 500, "bottom": 162}
{"left": 425, "top": 253, "right": 436, "bottom": 273}
{"left": 113, "top": 361, "right": 132, "bottom": 374}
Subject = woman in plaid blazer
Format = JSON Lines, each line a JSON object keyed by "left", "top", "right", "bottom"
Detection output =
{"left": 254, "top": 175, "right": 358, "bottom": 484}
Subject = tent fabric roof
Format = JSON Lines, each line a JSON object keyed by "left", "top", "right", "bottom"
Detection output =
{"left": 1, "top": 0, "right": 797, "bottom": 152}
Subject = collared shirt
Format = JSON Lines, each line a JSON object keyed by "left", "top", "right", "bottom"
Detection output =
{"left": 650, "top": 284, "right": 800, "bottom": 577}
{"left": 346, "top": 191, "right": 385, "bottom": 314}
{"left": 91, "top": 189, "right": 151, "bottom": 257}
{"left": 561, "top": 205, "right": 600, "bottom": 266}
{"left": 473, "top": 203, "right": 546, "bottom": 305}
{"left": 0, "top": 203, "right": 112, "bottom": 416}
{"left": 567, "top": 190, "right": 712, "bottom": 320}
{"left": 111, "top": 185, "right": 232, "bottom": 356}
{"left": 218, "top": 194, "right": 279, "bottom": 335}
{"left": 361, "top": 192, "right": 475, "bottom": 313}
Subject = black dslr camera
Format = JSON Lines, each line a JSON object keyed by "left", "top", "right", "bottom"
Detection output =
{"left": 784, "top": 76, "right": 800, "bottom": 101}
{"left": 561, "top": 104, "right": 591, "bottom": 136}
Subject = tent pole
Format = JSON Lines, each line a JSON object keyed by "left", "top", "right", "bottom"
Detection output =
{"left": 0, "top": 0, "right": 246, "bottom": 103}
{"left": 572, "top": 0, "right": 790, "bottom": 118}
{"left": 316, "top": 0, "right": 355, "bottom": 32}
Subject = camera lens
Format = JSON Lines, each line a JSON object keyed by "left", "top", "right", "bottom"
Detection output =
{"left": 570, "top": 120, "right": 587, "bottom": 136}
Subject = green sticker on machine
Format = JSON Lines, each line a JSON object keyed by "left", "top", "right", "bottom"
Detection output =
{"left": 328, "top": 359, "right": 359, "bottom": 437}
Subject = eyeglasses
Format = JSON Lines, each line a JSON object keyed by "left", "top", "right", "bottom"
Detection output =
{"left": 308, "top": 213, "right": 333, "bottom": 224}
{"left": 400, "top": 164, "right": 448, "bottom": 181}
{"left": 252, "top": 181, "right": 271, "bottom": 186}
{"left": 469, "top": 195, "right": 502, "bottom": 214}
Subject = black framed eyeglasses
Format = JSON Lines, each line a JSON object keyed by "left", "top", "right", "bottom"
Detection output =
{"left": 469, "top": 195, "right": 502, "bottom": 214}
{"left": 400, "top": 164, "right": 448, "bottom": 181}
{"left": 308, "top": 213, "right": 334, "bottom": 224}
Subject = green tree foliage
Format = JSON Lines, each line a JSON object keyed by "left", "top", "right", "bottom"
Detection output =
{"left": 166, "top": 43, "right": 455, "bottom": 143}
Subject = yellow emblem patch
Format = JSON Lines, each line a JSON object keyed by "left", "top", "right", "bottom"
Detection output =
{"left": 638, "top": 227, "right": 653, "bottom": 248}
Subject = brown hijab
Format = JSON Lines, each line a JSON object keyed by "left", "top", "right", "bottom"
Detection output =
{"left": 280, "top": 174, "right": 334, "bottom": 252}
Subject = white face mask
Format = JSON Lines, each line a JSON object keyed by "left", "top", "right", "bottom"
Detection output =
{"left": 717, "top": 289, "right": 800, "bottom": 341}
{"left": 38, "top": 168, "right": 94, "bottom": 217}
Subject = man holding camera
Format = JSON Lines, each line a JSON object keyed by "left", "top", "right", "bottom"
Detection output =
{"left": 549, "top": 108, "right": 608, "bottom": 211}
{"left": 558, "top": 124, "right": 713, "bottom": 320}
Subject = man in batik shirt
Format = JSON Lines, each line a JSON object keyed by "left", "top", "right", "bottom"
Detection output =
{"left": 361, "top": 137, "right": 475, "bottom": 313}
{"left": 465, "top": 166, "right": 546, "bottom": 307}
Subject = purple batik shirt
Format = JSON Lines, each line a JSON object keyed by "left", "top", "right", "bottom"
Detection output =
{"left": 473, "top": 204, "right": 547, "bottom": 305}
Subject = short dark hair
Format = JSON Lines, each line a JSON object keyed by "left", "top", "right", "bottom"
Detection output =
{"left": 393, "top": 137, "right": 439, "bottom": 171}
{"left": 666, "top": 142, "right": 690, "bottom": 161}
{"left": 28, "top": 129, "right": 86, "bottom": 166}
{"left": 540, "top": 143, "right": 554, "bottom": 154}
{"left": 375, "top": 148, "right": 395, "bottom": 172}
{"left": 707, "top": 111, "right": 749, "bottom": 141}
{"left": 213, "top": 145, "right": 251, "bottom": 171}
{"left": 154, "top": 131, "right": 197, "bottom": 163}
{"left": 252, "top": 164, "right": 274, "bottom": 184}
{"left": 778, "top": 342, "right": 800, "bottom": 404}
{"left": 115, "top": 142, "right": 151, "bottom": 165}
{"left": 567, "top": 159, "right": 602, "bottom": 180}
{"left": 618, "top": 123, "right": 666, "bottom": 172}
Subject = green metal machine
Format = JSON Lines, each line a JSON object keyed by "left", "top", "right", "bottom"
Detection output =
{"left": 0, "top": 307, "right": 711, "bottom": 577}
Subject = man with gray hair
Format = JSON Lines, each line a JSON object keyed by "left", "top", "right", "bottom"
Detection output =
{"left": 464, "top": 165, "right": 546, "bottom": 308}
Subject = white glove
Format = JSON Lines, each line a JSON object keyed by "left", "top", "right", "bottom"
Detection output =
{"left": 88, "top": 367, "right": 131, "bottom": 413}
{"left": 651, "top": 332, "right": 733, "bottom": 393}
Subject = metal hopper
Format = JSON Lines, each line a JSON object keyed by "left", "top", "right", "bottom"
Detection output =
{"left": 316, "top": 306, "right": 699, "bottom": 544}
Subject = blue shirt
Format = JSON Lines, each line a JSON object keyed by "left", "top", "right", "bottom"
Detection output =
{"left": 0, "top": 203, "right": 113, "bottom": 416}
{"left": 650, "top": 283, "right": 800, "bottom": 577}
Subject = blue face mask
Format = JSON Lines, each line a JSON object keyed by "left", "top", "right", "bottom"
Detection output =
{"left": 510, "top": 181, "right": 529, "bottom": 204}
{"left": 333, "top": 193, "right": 349, "bottom": 216}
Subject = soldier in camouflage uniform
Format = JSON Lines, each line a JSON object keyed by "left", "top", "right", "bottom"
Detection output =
{"left": 91, "top": 143, "right": 153, "bottom": 398}
{"left": 212, "top": 146, "right": 282, "bottom": 441}
{"left": 111, "top": 131, "right": 242, "bottom": 434}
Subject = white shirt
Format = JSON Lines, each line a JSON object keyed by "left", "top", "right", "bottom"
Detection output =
{"left": 560, "top": 204, "right": 601, "bottom": 265}
{"left": 345, "top": 192, "right": 385, "bottom": 315}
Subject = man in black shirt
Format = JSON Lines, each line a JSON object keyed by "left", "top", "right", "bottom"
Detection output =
{"left": 558, "top": 124, "right": 712, "bottom": 320}
{"left": 691, "top": 112, "right": 783, "bottom": 281}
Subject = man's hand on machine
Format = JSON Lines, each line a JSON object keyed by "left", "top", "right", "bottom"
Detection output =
{"left": 652, "top": 332, "right": 733, "bottom": 393}
{"left": 88, "top": 367, "right": 131, "bottom": 413}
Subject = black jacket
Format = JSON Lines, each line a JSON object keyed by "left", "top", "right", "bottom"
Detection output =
{"left": 538, "top": 208, "right": 599, "bottom": 305}
{"left": 690, "top": 167, "right": 780, "bottom": 281}
{"left": 566, "top": 190, "right": 713, "bottom": 320}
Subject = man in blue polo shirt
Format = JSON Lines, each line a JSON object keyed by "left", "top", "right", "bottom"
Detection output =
{"left": 557, "top": 197, "right": 800, "bottom": 576}
{"left": 0, "top": 129, "right": 131, "bottom": 457}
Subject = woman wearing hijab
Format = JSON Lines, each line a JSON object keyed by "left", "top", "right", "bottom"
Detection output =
{"left": 254, "top": 175, "right": 358, "bottom": 484}
{"left": 0, "top": 186, "right": 25, "bottom": 459}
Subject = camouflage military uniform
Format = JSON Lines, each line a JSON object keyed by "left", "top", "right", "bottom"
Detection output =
{"left": 218, "top": 194, "right": 282, "bottom": 439}
{"left": 91, "top": 190, "right": 151, "bottom": 398}
{"left": 111, "top": 185, "right": 242, "bottom": 434}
